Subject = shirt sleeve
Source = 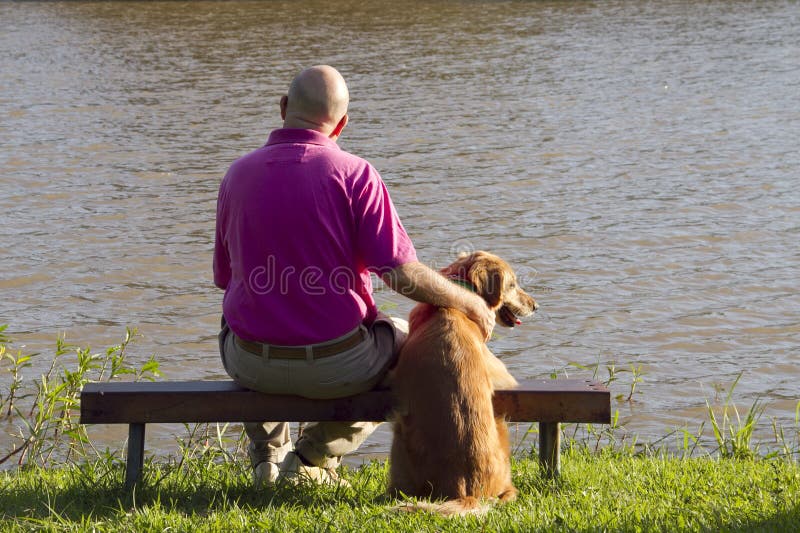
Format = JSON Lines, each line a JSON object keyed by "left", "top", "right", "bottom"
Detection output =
{"left": 352, "top": 164, "right": 418, "bottom": 274}
{"left": 213, "top": 179, "right": 232, "bottom": 290}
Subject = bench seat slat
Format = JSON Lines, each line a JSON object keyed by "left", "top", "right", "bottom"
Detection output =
{"left": 80, "top": 379, "right": 610, "bottom": 425}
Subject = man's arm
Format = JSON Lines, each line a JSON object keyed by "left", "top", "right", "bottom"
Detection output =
{"left": 381, "top": 261, "right": 495, "bottom": 339}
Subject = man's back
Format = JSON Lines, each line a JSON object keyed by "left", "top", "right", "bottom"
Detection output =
{"left": 214, "top": 128, "right": 415, "bottom": 345}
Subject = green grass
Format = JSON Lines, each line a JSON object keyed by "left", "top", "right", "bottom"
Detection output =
{"left": 1, "top": 449, "right": 798, "bottom": 532}
{"left": 2, "top": 326, "right": 799, "bottom": 531}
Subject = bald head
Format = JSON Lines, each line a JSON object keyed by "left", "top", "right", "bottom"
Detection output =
{"left": 280, "top": 65, "right": 349, "bottom": 138}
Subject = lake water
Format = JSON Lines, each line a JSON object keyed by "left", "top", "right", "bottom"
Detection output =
{"left": 1, "top": 0, "right": 798, "bottom": 463}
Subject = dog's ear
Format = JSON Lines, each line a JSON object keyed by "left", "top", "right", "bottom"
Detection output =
{"left": 469, "top": 256, "right": 505, "bottom": 310}
{"left": 442, "top": 251, "right": 505, "bottom": 309}
{"left": 440, "top": 252, "right": 472, "bottom": 279}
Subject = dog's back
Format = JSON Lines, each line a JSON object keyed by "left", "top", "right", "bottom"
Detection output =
{"left": 389, "top": 303, "right": 517, "bottom": 513}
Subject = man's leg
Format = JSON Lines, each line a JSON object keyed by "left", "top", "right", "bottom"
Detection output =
{"left": 245, "top": 422, "right": 292, "bottom": 468}
{"left": 245, "top": 421, "right": 292, "bottom": 485}
{"left": 218, "top": 317, "right": 293, "bottom": 484}
{"left": 283, "top": 316, "right": 407, "bottom": 474}
{"left": 293, "top": 421, "right": 380, "bottom": 469}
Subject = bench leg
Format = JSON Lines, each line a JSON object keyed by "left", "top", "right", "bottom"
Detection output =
{"left": 125, "top": 423, "right": 145, "bottom": 491}
{"left": 539, "top": 422, "right": 561, "bottom": 478}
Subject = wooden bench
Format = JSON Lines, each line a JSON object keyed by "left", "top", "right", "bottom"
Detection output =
{"left": 80, "top": 379, "right": 610, "bottom": 489}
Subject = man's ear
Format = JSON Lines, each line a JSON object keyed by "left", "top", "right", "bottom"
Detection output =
{"left": 280, "top": 95, "right": 288, "bottom": 120}
{"left": 330, "top": 114, "right": 348, "bottom": 139}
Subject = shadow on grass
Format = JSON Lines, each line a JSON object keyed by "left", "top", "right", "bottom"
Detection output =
{"left": 1, "top": 459, "right": 392, "bottom": 523}
{"left": 615, "top": 505, "right": 800, "bottom": 533}
{"left": 739, "top": 507, "right": 800, "bottom": 533}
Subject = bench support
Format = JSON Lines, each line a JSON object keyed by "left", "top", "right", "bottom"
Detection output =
{"left": 80, "top": 379, "right": 609, "bottom": 489}
{"left": 120, "top": 420, "right": 567, "bottom": 487}
{"left": 125, "top": 423, "right": 145, "bottom": 490}
{"left": 538, "top": 422, "right": 561, "bottom": 478}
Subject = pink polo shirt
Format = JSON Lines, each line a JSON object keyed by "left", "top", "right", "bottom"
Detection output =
{"left": 213, "top": 128, "right": 417, "bottom": 345}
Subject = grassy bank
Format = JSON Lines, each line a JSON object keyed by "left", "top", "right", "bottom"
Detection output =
{"left": 1, "top": 449, "right": 799, "bottom": 532}
{"left": 2, "top": 326, "right": 799, "bottom": 531}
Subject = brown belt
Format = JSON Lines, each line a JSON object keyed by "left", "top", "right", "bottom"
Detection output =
{"left": 233, "top": 328, "right": 366, "bottom": 360}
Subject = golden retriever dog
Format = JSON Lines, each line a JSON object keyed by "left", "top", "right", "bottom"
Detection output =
{"left": 388, "top": 251, "right": 538, "bottom": 516}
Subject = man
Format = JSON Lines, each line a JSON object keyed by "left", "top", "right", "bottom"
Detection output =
{"left": 214, "top": 65, "right": 494, "bottom": 486}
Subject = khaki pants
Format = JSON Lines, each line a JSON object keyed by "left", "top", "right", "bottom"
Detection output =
{"left": 218, "top": 315, "right": 407, "bottom": 469}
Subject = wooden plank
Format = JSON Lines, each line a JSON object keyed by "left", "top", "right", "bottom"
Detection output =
{"left": 80, "top": 379, "right": 610, "bottom": 425}
{"left": 80, "top": 382, "right": 393, "bottom": 424}
{"left": 494, "top": 379, "right": 611, "bottom": 423}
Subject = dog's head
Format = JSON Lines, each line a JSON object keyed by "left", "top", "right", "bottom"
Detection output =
{"left": 440, "top": 251, "right": 538, "bottom": 327}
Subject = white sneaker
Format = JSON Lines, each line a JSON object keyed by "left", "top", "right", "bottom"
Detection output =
{"left": 278, "top": 451, "right": 350, "bottom": 487}
{"left": 253, "top": 461, "right": 280, "bottom": 486}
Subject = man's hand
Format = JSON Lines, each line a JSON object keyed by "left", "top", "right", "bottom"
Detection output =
{"left": 462, "top": 291, "right": 496, "bottom": 340}
{"left": 382, "top": 261, "right": 496, "bottom": 340}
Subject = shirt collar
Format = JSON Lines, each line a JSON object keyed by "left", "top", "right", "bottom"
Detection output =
{"left": 265, "top": 128, "right": 340, "bottom": 150}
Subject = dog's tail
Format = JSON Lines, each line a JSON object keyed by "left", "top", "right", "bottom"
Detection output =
{"left": 392, "top": 497, "right": 490, "bottom": 517}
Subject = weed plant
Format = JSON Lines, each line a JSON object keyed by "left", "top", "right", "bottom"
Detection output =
{"left": 0, "top": 324, "right": 161, "bottom": 468}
